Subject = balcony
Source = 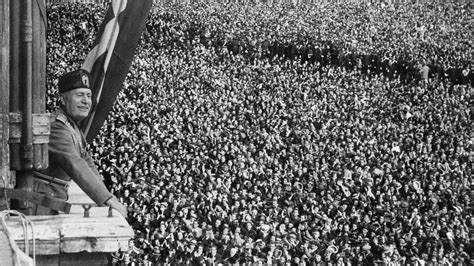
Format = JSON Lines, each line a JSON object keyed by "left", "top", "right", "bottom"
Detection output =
{"left": 2, "top": 182, "right": 133, "bottom": 265}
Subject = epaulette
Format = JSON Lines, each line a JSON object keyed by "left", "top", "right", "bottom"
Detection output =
{"left": 55, "top": 112, "right": 72, "bottom": 128}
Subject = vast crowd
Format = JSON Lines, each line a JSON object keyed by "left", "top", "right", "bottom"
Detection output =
{"left": 46, "top": 1, "right": 472, "bottom": 265}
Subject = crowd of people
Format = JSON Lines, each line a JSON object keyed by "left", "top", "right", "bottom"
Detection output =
{"left": 46, "top": 1, "right": 472, "bottom": 265}
{"left": 144, "top": 1, "right": 472, "bottom": 85}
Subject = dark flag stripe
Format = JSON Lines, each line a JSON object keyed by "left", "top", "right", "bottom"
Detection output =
{"left": 81, "top": 0, "right": 153, "bottom": 142}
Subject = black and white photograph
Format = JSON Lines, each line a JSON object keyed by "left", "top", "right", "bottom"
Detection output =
{"left": 0, "top": 0, "right": 472, "bottom": 265}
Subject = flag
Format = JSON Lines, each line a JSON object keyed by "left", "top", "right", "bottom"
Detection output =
{"left": 81, "top": 0, "right": 153, "bottom": 142}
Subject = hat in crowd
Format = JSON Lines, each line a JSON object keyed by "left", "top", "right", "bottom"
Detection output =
{"left": 58, "top": 69, "right": 91, "bottom": 93}
{"left": 254, "top": 239, "right": 265, "bottom": 247}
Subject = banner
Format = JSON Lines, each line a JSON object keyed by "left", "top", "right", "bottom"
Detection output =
{"left": 81, "top": 0, "right": 153, "bottom": 142}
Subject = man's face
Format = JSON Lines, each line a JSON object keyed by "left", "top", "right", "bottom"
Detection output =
{"left": 61, "top": 88, "right": 92, "bottom": 122}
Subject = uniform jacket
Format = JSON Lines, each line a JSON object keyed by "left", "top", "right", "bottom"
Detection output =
{"left": 37, "top": 108, "right": 112, "bottom": 205}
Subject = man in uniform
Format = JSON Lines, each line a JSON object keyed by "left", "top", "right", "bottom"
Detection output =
{"left": 32, "top": 69, "right": 127, "bottom": 216}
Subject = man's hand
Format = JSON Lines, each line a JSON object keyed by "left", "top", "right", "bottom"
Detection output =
{"left": 106, "top": 197, "right": 128, "bottom": 217}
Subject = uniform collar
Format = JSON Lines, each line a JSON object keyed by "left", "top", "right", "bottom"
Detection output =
{"left": 57, "top": 107, "right": 81, "bottom": 129}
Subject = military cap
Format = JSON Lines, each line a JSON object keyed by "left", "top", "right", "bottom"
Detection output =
{"left": 58, "top": 69, "right": 91, "bottom": 93}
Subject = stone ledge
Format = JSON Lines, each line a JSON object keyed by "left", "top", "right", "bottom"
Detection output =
{"left": 4, "top": 182, "right": 133, "bottom": 256}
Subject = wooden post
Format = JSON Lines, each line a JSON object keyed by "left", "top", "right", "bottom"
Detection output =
{"left": 19, "top": 0, "right": 34, "bottom": 170}
{"left": 9, "top": 0, "right": 21, "bottom": 171}
{"left": 1, "top": 0, "right": 13, "bottom": 211}
{"left": 10, "top": 0, "right": 49, "bottom": 215}
{"left": 11, "top": 0, "right": 34, "bottom": 215}
{"left": 32, "top": 0, "right": 48, "bottom": 170}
